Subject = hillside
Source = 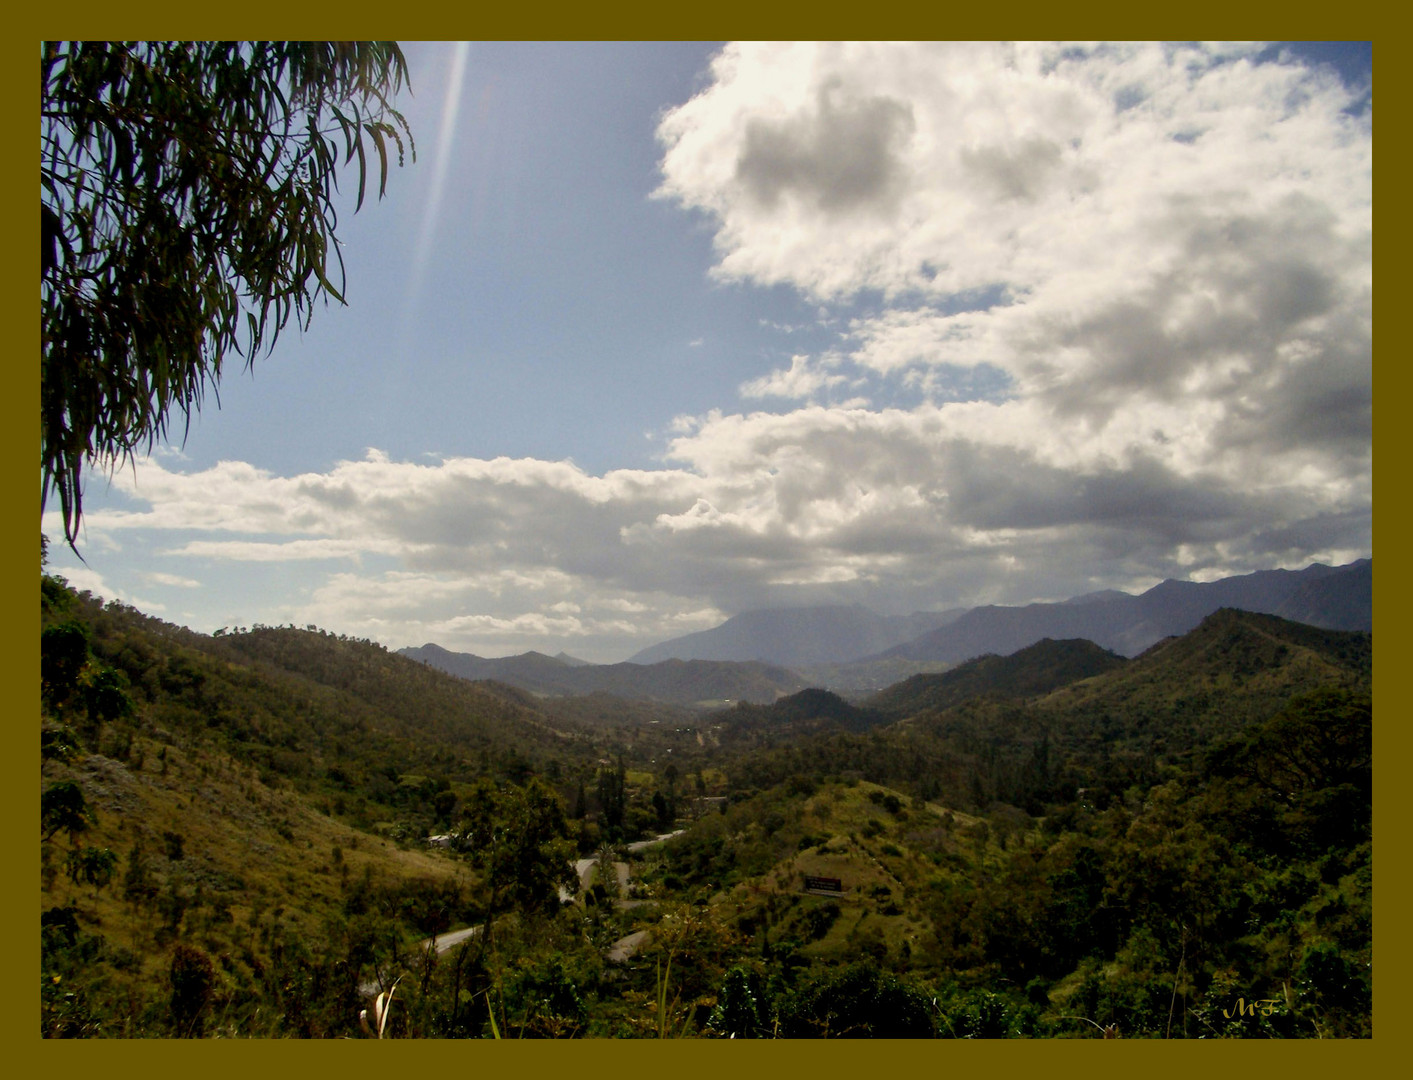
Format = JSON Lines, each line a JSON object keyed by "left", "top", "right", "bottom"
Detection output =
{"left": 867, "top": 638, "right": 1127, "bottom": 717}
{"left": 723, "top": 609, "right": 1371, "bottom": 819}
{"left": 39, "top": 576, "right": 514, "bottom": 1037}
{"left": 701, "top": 688, "right": 893, "bottom": 755}
{"left": 639, "top": 679, "right": 1370, "bottom": 1037}
{"left": 1031, "top": 607, "right": 1373, "bottom": 756}
{"left": 39, "top": 578, "right": 623, "bottom": 831}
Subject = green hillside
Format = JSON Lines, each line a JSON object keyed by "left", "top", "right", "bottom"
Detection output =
{"left": 867, "top": 637, "right": 1128, "bottom": 716}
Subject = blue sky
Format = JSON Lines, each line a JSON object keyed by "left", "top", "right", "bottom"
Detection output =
{"left": 44, "top": 42, "right": 1372, "bottom": 662}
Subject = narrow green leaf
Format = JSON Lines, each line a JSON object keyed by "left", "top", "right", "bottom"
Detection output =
{"left": 353, "top": 131, "right": 367, "bottom": 212}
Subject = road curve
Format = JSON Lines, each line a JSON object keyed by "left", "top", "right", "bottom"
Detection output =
{"left": 363, "top": 829, "right": 687, "bottom": 994}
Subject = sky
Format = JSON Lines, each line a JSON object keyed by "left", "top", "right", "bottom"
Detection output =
{"left": 43, "top": 41, "right": 1373, "bottom": 664}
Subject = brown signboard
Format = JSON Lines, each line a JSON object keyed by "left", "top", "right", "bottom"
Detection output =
{"left": 804, "top": 875, "right": 843, "bottom": 893}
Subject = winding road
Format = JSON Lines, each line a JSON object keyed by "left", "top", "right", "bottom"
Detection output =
{"left": 361, "top": 829, "right": 687, "bottom": 994}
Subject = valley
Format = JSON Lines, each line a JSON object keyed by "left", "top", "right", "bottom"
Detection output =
{"left": 39, "top": 563, "right": 1373, "bottom": 1038}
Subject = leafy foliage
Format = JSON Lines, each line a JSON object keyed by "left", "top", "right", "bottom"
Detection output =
{"left": 41, "top": 41, "right": 414, "bottom": 543}
{"left": 451, "top": 779, "right": 578, "bottom": 916}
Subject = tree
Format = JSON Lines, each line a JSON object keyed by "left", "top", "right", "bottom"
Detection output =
{"left": 597, "top": 755, "right": 627, "bottom": 836}
{"left": 169, "top": 943, "right": 215, "bottom": 1037}
{"left": 41, "top": 781, "right": 94, "bottom": 842}
{"left": 41, "top": 41, "right": 415, "bottom": 544}
{"left": 122, "top": 839, "right": 158, "bottom": 910}
{"left": 41, "top": 622, "right": 90, "bottom": 710}
{"left": 452, "top": 779, "right": 577, "bottom": 917}
{"left": 65, "top": 845, "right": 118, "bottom": 895}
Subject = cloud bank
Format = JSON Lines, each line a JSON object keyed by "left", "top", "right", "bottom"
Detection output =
{"left": 54, "top": 43, "right": 1370, "bottom": 661}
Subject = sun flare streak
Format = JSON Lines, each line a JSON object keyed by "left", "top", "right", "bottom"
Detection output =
{"left": 401, "top": 42, "right": 471, "bottom": 342}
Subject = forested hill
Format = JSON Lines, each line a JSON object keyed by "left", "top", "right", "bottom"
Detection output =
{"left": 725, "top": 608, "right": 1371, "bottom": 814}
{"left": 896, "top": 608, "right": 1373, "bottom": 792}
{"left": 41, "top": 576, "right": 607, "bottom": 795}
{"left": 867, "top": 637, "right": 1128, "bottom": 717}
{"left": 1028, "top": 607, "right": 1372, "bottom": 754}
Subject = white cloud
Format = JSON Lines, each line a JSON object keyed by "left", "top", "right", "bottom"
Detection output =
{"left": 144, "top": 571, "right": 202, "bottom": 588}
{"left": 659, "top": 43, "right": 1368, "bottom": 303}
{"left": 739, "top": 354, "right": 848, "bottom": 400}
{"left": 59, "top": 44, "right": 1370, "bottom": 661}
{"left": 49, "top": 565, "right": 166, "bottom": 613}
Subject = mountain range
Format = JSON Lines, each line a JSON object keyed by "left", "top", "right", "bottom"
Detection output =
{"left": 627, "top": 604, "right": 966, "bottom": 667}
{"left": 634, "top": 559, "right": 1371, "bottom": 668}
{"left": 396, "top": 644, "right": 805, "bottom": 706}
{"left": 398, "top": 559, "right": 1369, "bottom": 705}
{"left": 879, "top": 558, "right": 1370, "bottom": 664}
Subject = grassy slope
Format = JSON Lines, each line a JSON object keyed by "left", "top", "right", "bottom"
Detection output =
{"left": 41, "top": 726, "right": 477, "bottom": 1036}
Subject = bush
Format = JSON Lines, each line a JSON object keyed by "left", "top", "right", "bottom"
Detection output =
{"left": 776, "top": 962, "right": 936, "bottom": 1037}
{"left": 169, "top": 943, "right": 215, "bottom": 1037}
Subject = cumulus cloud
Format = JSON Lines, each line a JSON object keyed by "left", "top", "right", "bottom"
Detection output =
{"left": 653, "top": 41, "right": 1370, "bottom": 590}
{"left": 734, "top": 79, "right": 916, "bottom": 215}
{"left": 658, "top": 42, "right": 1369, "bottom": 302}
{"left": 739, "top": 354, "right": 849, "bottom": 400}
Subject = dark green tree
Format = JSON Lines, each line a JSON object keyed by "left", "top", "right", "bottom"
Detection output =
{"left": 41, "top": 781, "right": 94, "bottom": 842}
{"left": 709, "top": 965, "right": 771, "bottom": 1038}
{"left": 40, "top": 725, "right": 81, "bottom": 763}
{"left": 163, "top": 831, "right": 186, "bottom": 862}
{"left": 41, "top": 41, "right": 415, "bottom": 544}
{"left": 597, "top": 755, "right": 627, "bottom": 836}
{"left": 41, "top": 622, "right": 90, "bottom": 710}
{"left": 169, "top": 943, "right": 215, "bottom": 1037}
{"left": 64, "top": 845, "right": 118, "bottom": 894}
{"left": 80, "top": 666, "right": 134, "bottom": 728}
{"left": 122, "top": 839, "right": 158, "bottom": 910}
{"left": 453, "top": 779, "right": 577, "bottom": 917}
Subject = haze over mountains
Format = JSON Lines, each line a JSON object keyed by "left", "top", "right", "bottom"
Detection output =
{"left": 634, "top": 559, "right": 1371, "bottom": 667}
{"left": 397, "top": 644, "right": 805, "bottom": 706}
{"left": 627, "top": 606, "right": 967, "bottom": 667}
{"left": 399, "top": 560, "right": 1369, "bottom": 705}
{"left": 879, "top": 558, "right": 1371, "bottom": 664}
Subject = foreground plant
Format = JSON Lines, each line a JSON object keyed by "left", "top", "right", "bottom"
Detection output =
{"left": 360, "top": 977, "right": 400, "bottom": 1038}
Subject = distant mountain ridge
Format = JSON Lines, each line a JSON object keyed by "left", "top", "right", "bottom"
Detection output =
{"left": 627, "top": 603, "right": 966, "bottom": 667}
{"left": 397, "top": 643, "right": 805, "bottom": 706}
{"left": 625, "top": 560, "right": 1368, "bottom": 669}
{"left": 880, "top": 559, "right": 1370, "bottom": 664}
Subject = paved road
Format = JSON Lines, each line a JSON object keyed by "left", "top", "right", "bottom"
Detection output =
{"left": 430, "top": 924, "right": 481, "bottom": 953}
{"left": 607, "top": 929, "right": 651, "bottom": 963}
{"left": 364, "top": 830, "right": 686, "bottom": 994}
{"left": 358, "top": 924, "right": 483, "bottom": 996}
{"left": 627, "top": 829, "right": 685, "bottom": 853}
